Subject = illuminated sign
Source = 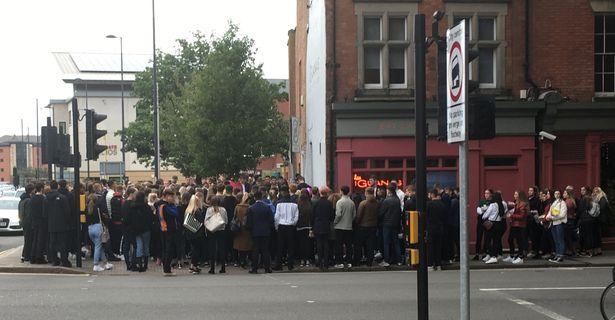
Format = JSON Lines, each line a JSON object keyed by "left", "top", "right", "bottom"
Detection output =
{"left": 353, "top": 173, "right": 403, "bottom": 189}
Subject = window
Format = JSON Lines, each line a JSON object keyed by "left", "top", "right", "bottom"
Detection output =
{"left": 484, "top": 157, "right": 517, "bottom": 167}
{"left": 426, "top": 158, "right": 439, "bottom": 167}
{"left": 595, "top": 15, "right": 615, "bottom": 94}
{"left": 352, "top": 159, "right": 367, "bottom": 169}
{"left": 371, "top": 159, "right": 386, "bottom": 168}
{"left": 442, "top": 158, "right": 457, "bottom": 168}
{"left": 449, "top": 1, "right": 507, "bottom": 90}
{"left": 59, "top": 122, "right": 67, "bottom": 135}
{"left": 389, "top": 158, "right": 404, "bottom": 168}
{"left": 356, "top": 2, "right": 415, "bottom": 90}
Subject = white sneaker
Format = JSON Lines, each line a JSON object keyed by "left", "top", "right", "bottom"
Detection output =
{"left": 334, "top": 264, "right": 345, "bottom": 269}
{"left": 104, "top": 263, "right": 114, "bottom": 270}
{"left": 374, "top": 252, "right": 383, "bottom": 260}
{"left": 485, "top": 257, "right": 498, "bottom": 264}
{"left": 379, "top": 261, "right": 390, "bottom": 267}
{"left": 346, "top": 264, "right": 352, "bottom": 268}
{"left": 512, "top": 257, "right": 524, "bottom": 264}
{"left": 482, "top": 255, "right": 491, "bottom": 262}
{"left": 93, "top": 265, "right": 104, "bottom": 272}
{"left": 503, "top": 256, "right": 514, "bottom": 263}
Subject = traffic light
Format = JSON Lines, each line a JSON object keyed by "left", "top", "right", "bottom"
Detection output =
{"left": 56, "top": 133, "right": 72, "bottom": 167}
{"left": 468, "top": 96, "right": 496, "bottom": 140}
{"left": 85, "top": 110, "right": 107, "bottom": 161}
{"left": 41, "top": 125, "right": 58, "bottom": 165}
{"left": 12, "top": 167, "right": 19, "bottom": 188}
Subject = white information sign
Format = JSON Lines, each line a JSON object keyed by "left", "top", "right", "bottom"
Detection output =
{"left": 446, "top": 21, "right": 466, "bottom": 143}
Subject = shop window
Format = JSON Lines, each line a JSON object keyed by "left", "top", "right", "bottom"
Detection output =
{"left": 371, "top": 159, "right": 386, "bottom": 168}
{"left": 389, "top": 158, "right": 403, "bottom": 168}
{"left": 442, "top": 158, "right": 457, "bottom": 167}
{"left": 353, "top": 172, "right": 403, "bottom": 190}
{"left": 352, "top": 159, "right": 368, "bottom": 169}
{"left": 426, "top": 158, "right": 439, "bottom": 167}
{"left": 406, "top": 158, "right": 416, "bottom": 168}
{"left": 484, "top": 157, "right": 517, "bottom": 167}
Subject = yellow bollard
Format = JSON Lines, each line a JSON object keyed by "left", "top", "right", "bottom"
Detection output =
{"left": 411, "top": 249, "right": 419, "bottom": 266}
{"left": 80, "top": 194, "right": 86, "bottom": 212}
{"left": 409, "top": 211, "right": 418, "bottom": 245}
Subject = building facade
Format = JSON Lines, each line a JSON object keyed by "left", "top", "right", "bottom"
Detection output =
{"left": 289, "top": 0, "right": 615, "bottom": 245}
{"left": 0, "top": 135, "right": 42, "bottom": 184}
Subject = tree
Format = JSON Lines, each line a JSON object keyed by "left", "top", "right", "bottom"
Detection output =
{"left": 123, "top": 23, "right": 288, "bottom": 177}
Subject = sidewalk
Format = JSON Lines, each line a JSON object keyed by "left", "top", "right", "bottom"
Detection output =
{"left": 1, "top": 245, "right": 613, "bottom": 276}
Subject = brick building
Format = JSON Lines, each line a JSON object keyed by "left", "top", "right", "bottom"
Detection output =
{"left": 289, "top": 0, "right": 615, "bottom": 245}
{"left": 0, "top": 135, "right": 42, "bottom": 185}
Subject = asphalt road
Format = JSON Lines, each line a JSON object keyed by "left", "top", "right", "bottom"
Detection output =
{"left": 0, "top": 267, "right": 611, "bottom": 320}
{"left": 0, "top": 233, "right": 23, "bottom": 253}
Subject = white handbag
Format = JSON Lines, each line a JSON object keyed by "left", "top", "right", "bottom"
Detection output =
{"left": 205, "top": 211, "right": 225, "bottom": 233}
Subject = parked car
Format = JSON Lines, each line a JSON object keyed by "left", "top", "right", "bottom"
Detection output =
{"left": 0, "top": 197, "right": 21, "bottom": 233}
{"left": 1, "top": 190, "right": 17, "bottom": 198}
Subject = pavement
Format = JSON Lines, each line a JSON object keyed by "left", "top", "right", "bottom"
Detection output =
{"left": 1, "top": 234, "right": 614, "bottom": 275}
{"left": 0, "top": 267, "right": 611, "bottom": 320}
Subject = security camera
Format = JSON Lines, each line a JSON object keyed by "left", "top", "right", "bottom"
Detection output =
{"left": 538, "top": 131, "right": 557, "bottom": 141}
{"left": 433, "top": 11, "right": 445, "bottom": 22}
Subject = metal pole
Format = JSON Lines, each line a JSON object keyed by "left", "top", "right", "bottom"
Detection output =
{"left": 36, "top": 99, "right": 39, "bottom": 180}
{"left": 71, "top": 97, "right": 82, "bottom": 268}
{"left": 119, "top": 37, "right": 126, "bottom": 184}
{"left": 152, "top": 0, "right": 161, "bottom": 181}
{"left": 459, "top": 22, "right": 471, "bottom": 320}
{"left": 46, "top": 117, "right": 52, "bottom": 181}
{"left": 414, "top": 13, "right": 429, "bottom": 320}
{"left": 85, "top": 81, "right": 90, "bottom": 179}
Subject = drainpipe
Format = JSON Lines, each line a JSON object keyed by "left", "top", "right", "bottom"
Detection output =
{"left": 525, "top": 0, "right": 541, "bottom": 186}
{"left": 328, "top": 0, "right": 337, "bottom": 188}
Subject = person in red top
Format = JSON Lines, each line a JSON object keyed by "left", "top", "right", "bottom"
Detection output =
{"left": 504, "top": 190, "right": 529, "bottom": 264}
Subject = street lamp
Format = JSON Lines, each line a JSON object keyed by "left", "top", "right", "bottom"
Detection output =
{"left": 105, "top": 34, "right": 127, "bottom": 184}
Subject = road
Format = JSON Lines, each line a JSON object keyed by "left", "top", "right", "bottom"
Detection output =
{"left": 0, "top": 234, "right": 23, "bottom": 253}
{"left": 0, "top": 267, "right": 610, "bottom": 320}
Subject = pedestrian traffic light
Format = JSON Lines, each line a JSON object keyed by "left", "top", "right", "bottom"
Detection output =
{"left": 468, "top": 96, "right": 496, "bottom": 140}
{"left": 85, "top": 110, "right": 107, "bottom": 161}
{"left": 12, "top": 167, "right": 19, "bottom": 188}
{"left": 55, "top": 133, "right": 72, "bottom": 167}
{"left": 41, "top": 125, "right": 58, "bottom": 165}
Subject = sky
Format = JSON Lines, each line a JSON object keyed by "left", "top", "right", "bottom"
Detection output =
{"left": 0, "top": 0, "right": 296, "bottom": 137}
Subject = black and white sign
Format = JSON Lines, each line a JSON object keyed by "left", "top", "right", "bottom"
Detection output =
{"left": 446, "top": 21, "right": 466, "bottom": 143}
{"left": 291, "top": 117, "right": 300, "bottom": 153}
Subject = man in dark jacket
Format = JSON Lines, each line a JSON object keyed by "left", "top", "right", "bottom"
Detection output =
{"left": 46, "top": 180, "right": 71, "bottom": 267}
{"left": 311, "top": 187, "right": 334, "bottom": 271}
{"left": 18, "top": 184, "right": 34, "bottom": 262}
{"left": 246, "top": 188, "right": 275, "bottom": 274}
{"left": 121, "top": 188, "right": 137, "bottom": 271}
{"left": 379, "top": 185, "right": 402, "bottom": 267}
{"left": 58, "top": 180, "right": 77, "bottom": 256}
{"left": 353, "top": 187, "right": 379, "bottom": 266}
{"left": 427, "top": 189, "right": 447, "bottom": 270}
{"left": 30, "top": 182, "right": 47, "bottom": 264}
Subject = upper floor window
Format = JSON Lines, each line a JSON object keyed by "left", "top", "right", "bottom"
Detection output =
{"left": 59, "top": 122, "right": 67, "bottom": 135}
{"left": 595, "top": 15, "right": 615, "bottom": 94}
{"left": 448, "top": 2, "right": 507, "bottom": 91}
{"left": 355, "top": 2, "right": 417, "bottom": 91}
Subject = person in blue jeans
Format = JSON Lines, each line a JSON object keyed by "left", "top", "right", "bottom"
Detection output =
{"left": 547, "top": 190, "right": 568, "bottom": 263}
{"left": 379, "top": 185, "right": 402, "bottom": 266}
{"left": 86, "top": 183, "right": 114, "bottom": 272}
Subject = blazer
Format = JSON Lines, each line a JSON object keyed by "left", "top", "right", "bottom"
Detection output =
{"left": 311, "top": 197, "right": 334, "bottom": 235}
{"left": 246, "top": 201, "right": 275, "bottom": 237}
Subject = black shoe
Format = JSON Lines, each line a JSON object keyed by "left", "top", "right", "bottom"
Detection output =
{"left": 108, "top": 256, "right": 121, "bottom": 262}
{"left": 471, "top": 255, "right": 480, "bottom": 261}
{"left": 288, "top": 265, "right": 294, "bottom": 271}
{"left": 52, "top": 261, "right": 61, "bottom": 267}
{"left": 208, "top": 268, "right": 215, "bottom": 274}
{"left": 265, "top": 269, "right": 273, "bottom": 273}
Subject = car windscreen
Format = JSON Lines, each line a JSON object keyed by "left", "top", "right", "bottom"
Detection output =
{"left": 0, "top": 200, "right": 19, "bottom": 210}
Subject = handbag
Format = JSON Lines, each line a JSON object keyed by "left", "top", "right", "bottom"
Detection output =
{"left": 183, "top": 212, "right": 203, "bottom": 233}
{"left": 482, "top": 220, "right": 494, "bottom": 231}
{"left": 98, "top": 209, "right": 110, "bottom": 243}
{"left": 205, "top": 210, "right": 226, "bottom": 233}
{"left": 230, "top": 216, "right": 242, "bottom": 233}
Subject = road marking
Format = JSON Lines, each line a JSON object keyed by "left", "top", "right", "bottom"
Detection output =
{"left": 0, "top": 246, "right": 21, "bottom": 258}
{"left": 306, "top": 300, "right": 315, "bottom": 303}
{"left": 0, "top": 273, "right": 89, "bottom": 277}
{"left": 480, "top": 287, "right": 604, "bottom": 292}
{"left": 502, "top": 294, "right": 573, "bottom": 320}
{"left": 291, "top": 285, "right": 298, "bottom": 288}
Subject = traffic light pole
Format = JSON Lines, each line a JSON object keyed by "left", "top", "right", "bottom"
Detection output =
{"left": 414, "top": 14, "right": 429, "bottom": 320}
{"left": 71, "top": 98, "right": 82, "bottom": 268}
{"left": 46, "top": 117, "right": 53, "bottom": 181}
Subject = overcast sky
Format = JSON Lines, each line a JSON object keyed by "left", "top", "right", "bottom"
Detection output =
{"left": 0, "top": 0, "right": 296, "bottom": 137}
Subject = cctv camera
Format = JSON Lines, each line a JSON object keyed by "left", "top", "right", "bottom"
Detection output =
{"left": 538, "top": 131, "right": 557, "bottom": 141}
{"left": 433, "top": 11, "right": 445, "bottom": 22}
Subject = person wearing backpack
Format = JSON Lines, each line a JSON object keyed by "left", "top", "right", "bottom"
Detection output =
{"left": 18, "top": 184, "right": 34, "bottom": 263}
{"left": 593, "top": 187, "right": 611, "bottom": 256}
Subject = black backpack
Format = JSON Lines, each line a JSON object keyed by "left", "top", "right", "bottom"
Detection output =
{"left": 110, "top": 194, "right": 124, "bottom": 222}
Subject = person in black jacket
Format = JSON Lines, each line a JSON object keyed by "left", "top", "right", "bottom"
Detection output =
{"left": 45, "top": 180, "right": 71, "bottom": 267}
{"left": 125, "top": 191, "right": 155, "bottom": 272}
{"left": 183, "top": 194, "right": 206, "bottom": 274}
{"left": 379, "top": 185, "right": 402, "bottom": 267}
{"left": 30, "top": 182, "right": 47, "bottom": 264}
{"left": 427, "top": 189, "right": 447, "bottom": 270}
{"left": 246, "top": 188, "right": 275, "bottom": 274}
{"left": 158, "top": 189, "right": 181, "bottom": 276}
{"left": 18, "top": 184, "right": 34, "bottom": 263}
{"left": 120, "top": 188, "right": 137, "bottom": 271}
{"left": 310, "top": 186, "right": 335, "bottom": 271}
{"left": 58, "top": 180, "right": 77, "bottom": 257}
{"left": 526, "top": 186, "right": 542, "bottom": 259}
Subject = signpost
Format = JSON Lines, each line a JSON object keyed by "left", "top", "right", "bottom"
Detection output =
{"left": 447, "top": 20, "right": 470, "bottom": 320}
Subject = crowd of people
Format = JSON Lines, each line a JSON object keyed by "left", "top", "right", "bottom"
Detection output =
{"left": 15, "top": 174, "right": 612, "bottom": 275}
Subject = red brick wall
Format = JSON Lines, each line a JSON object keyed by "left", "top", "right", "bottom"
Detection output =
{"left": 0, "top": 147, "right": 10, "bottom": 183}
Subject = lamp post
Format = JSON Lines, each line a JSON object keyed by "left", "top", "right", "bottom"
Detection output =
{"left": 106, "top": 34, "right": 127, "bottom": 184}
{"left": 152, "top": 0, "right": 161, "bottom": 182}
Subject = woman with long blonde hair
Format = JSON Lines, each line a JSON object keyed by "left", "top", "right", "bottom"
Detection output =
{"left": 592, "top": 187, "right": 611, "bottom": 256}
{"left": 184, "top": 195, "right": 206, "bottom": 274}
{"left": 205, "top": 197, "right": 228, "bottom": 274}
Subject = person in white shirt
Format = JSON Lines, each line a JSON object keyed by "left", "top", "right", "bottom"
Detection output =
{"left": 273, "top": 186, "right": 299, "bottom": 271}
{"left": 546, "top": 190, "right": 568, "bottom": 263}
{"left": 481, "top": 191, "right": 507, "bottom": 264}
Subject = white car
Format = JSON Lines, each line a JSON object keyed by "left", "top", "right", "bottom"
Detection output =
{"left": 0, "top": 197, "right": 21, "bottom": 233}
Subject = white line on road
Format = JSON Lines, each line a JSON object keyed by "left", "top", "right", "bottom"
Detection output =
{"left": 503, "top": 294, "right": 573, "bottom": 320}
{"left": 0, "top": 246, "right": 20, "bottom": 258}
{"left": 0, "top": 273, "right": 89, "bottom": 277}
{"left": 480, "top": 287, "right": 604, "bottom": 292}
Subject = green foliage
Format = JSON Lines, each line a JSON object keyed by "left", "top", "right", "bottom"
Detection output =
{"left": 123, "top": 24, "right": 288, "bottom": 177}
